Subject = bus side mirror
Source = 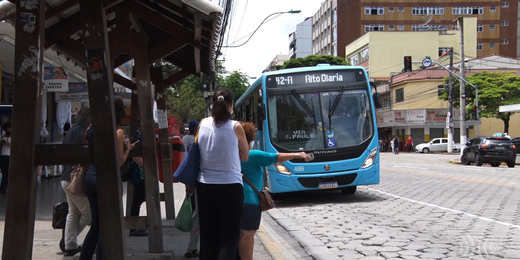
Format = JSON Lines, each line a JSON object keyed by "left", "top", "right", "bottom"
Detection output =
{"left": 257, "top": 103, "right": 266, "bottom": 131}
{"left": 372, "top": 92, "right": 382, "bottom": 109}
{"left": 370, "top": 82, "right": 383, "bottom": 109}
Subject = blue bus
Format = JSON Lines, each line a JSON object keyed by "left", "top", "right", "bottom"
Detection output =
{"left": 235, "top": 65, "right": 381, "bottom": 195}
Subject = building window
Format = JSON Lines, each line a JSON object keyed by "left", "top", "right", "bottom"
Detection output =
{"left": 452, "top": 6, "right": 484, "bottom": 15}
{"left": 364, "top": 24, "right": 384, "bottom": 32}
{"left": 412, "top": 25, "right": 419, "bottom": 31}
{"left": 490, "top": 6, "right": 496, "bottom": 12}
{"left": 501, "top": 39, "right": 509, "bottom": 45}
{"left": 398, "top": 7, "right": 404, "bottom": 13}
{"left": 477, "top": 43, "right": 483, "bottom": 51}
{"left": 502, "top": 2, "right": 510, "bottom": 8}
{"left": 398, "top": 25, "right": 404, "bottom": 30}
{"left": 349, "top": 55, "right": 358, "bottom": 66}
{"left": 395, "top": 88, "right": 404, "bottom": 103}
{"left": 489, "top": 43, "right": 496, "bottom": 49}
{"left": 501, "top": 20, "right": 509, "bottom": 26}
{"left": 388, "top": 25, "right": 395, "bottom": 31}
{"left": 365, "top": 7, "right": 384, "bottom": 15}
{"left": 383, "top": 97, "right": 391, "bottom": 108}
{"left": 452, "top": 25, "right": 459, "bottom": 30}
{"left": 490, "top": 24, "right": 496, "bottom": 30}
{"left": 389, "top": 7, "right": 395, "bottom": 13}
{"left": 360, "top": 48, "right": 369, "bottom": 63}
{"left": 411, "top": 7, "right": 444, "bottom": 15}
{"left": 439, "top": 47, "right": 451, "bottom": 56}
{"left": 477, "top": 24, "right": 483, "bottom": 32}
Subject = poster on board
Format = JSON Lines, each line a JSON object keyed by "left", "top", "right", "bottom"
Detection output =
{"left": 44, "top": 67, "right": 69, "bottom": 92}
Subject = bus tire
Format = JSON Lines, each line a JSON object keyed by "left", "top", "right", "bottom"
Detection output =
{"left": 341, "top": 186, "right": 357, "bottom": 195}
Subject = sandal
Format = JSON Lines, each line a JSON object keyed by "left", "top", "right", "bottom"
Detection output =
{"left": 184, "top": 249, "right": 199, "bottom": 258}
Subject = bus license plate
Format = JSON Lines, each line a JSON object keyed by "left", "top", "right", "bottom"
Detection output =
{"left": 319, "top": 182, "right": 338, "bottom": 189}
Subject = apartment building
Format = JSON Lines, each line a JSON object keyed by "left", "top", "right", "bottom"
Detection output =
{"left": 312, "top": 0, "right": 518, "bottom": 59}
{"left": 262, "top": 54, "right": 290, "bottom": 73}
{"left": 289, "top": 17, "right": 313, "bottom": 59}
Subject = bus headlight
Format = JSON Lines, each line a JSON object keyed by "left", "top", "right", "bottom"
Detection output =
{"left": 274, "top": 163, "right": 292, "bottom": 175}
{"left": 361, "top": 147, "right": 378, "bottom": 168}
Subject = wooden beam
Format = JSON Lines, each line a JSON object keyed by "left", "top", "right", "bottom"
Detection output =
{"left": 45, "top": 0, "right": 80, "bottom": 20}
{"left": 132, "top": 31, "right": 164, "bottom": 253}
{"left": 194, "top": 13, "right": 202, "bottom": 74}
{"left": 3, "top": 0, "right": 45, "bottom": 258}
{"left": 114, "top": 73, "right": 136, "bottom": 91}
{"left": 129, "top": 13, "right": 144, "bottom": 33}
{"left": 79, "top": 0, "right": 127, "bottom": 259}
{"left": 151, "top": 67, "right": 175, "bottom": 220}
{"left": 148, "top": 38, "right": 190, "bottom": 65}
{"left": 163, "top": 69, "right": 193, "bottom": 88}
{"left": 124, "top": 216, "right": 147, "bottom": 230}
{"left": 51, "top": 37, "right": 86, "bottom": 68}
{"left": 34, "top": 144, "right": 94, "bottom": 165}
{"left": 128, "top": 0, "right": 192, "bottom": 37}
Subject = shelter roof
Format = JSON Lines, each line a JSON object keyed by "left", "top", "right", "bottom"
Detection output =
{"left": 1, "top": 0, "right": 222, "bottom": 76}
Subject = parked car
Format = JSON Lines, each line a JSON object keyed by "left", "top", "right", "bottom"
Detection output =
{"left": 460, "top": 136, "right": 516, "bottom": 167}
{"left": 415, "top": 138, "right": 457, "bottom": 153}
{"left": 511, "top": 137, "right": 520, "bottom": 153}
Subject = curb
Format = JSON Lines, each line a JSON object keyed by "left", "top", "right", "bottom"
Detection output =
{"left": 266, "top": 209, "right": 339, "bottom": 260}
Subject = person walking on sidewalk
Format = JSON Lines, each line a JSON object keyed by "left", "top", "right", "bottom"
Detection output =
{"left": 238, "top": 122, "right": 310, "bottom": 260}
{"left": 406, "top": 136, "right": 414, "bottom": 153}
{"left": 60, "top": 107, "right": 92, "bottom": 256}
{"left": 196, "top": 89, "right": 249, "bottom": 260}
{"left": 393, "top": 136, "right": 400, "bottom": 155}
{"left": 181, "top": 119, "right": 200, "bottom": 258}
{"left": 129, "top": 126, "right": 148, "bottom": 237}
{"left": 0, "top": 122, "right": 11, "bottom": 196}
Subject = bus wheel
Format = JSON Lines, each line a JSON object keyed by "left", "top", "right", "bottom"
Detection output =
{"left": 341, "top": 186, "right": 357, "bottom": 195}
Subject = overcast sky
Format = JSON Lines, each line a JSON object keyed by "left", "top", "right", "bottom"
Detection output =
{"left": 215, "top": 0, "right": 323, "bottom": 78}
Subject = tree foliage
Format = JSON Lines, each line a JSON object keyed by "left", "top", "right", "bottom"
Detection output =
{"left": 219, "top": 70, "right": 250, "bottom": 104}
{"left": 282, "top": 55, "right": 350, "bottom": 69}
{"left": 440, "top": 71, "right": 520, "bottom": 133}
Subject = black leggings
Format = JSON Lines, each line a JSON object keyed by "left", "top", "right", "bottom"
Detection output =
{"left": 130, "top": 179, "right": 146, "bottom": 217}
{"left": 196, "top": 182, "right": 243, "bottom": 260}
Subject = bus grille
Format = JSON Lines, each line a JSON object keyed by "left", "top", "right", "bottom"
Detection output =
{"left": 297, "top": 173, "right": 358, "bottom": 188}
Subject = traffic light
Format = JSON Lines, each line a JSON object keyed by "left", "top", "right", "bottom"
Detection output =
{"left": 404, "top": 56, "right": 412, "bottom": 72}
{"left": 472, "top": 107, "right": 478, "bottom": 120}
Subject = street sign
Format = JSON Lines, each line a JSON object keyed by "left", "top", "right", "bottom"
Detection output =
{"left": 422, "top": 58, "right": 432, "bottom": 68}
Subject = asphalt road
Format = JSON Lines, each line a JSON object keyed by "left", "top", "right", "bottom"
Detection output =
{"left": 265, "top": 152, "right": 520, "bottom": 259}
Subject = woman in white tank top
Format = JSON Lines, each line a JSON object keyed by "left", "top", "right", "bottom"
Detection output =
{"left": 195, "top": 88, "right": 249, "bottom": 260}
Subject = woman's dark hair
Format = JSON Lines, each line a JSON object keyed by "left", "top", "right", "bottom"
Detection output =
{"left": 211, "top": 88, "right": 233, "bottom": 127}
{"left": 114, "top": 93, "right": 126, "bottom": 126}
{"left": 240, "top": 122, "right": 256, "bottom": 143}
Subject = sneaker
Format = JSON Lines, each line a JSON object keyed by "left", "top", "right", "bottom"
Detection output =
{"left": 129, "top": 229, "right": 148, "bottom": 236}
{"left": 184, "top": 249, "right": 199, "bottom": 258}
{"left": 64, "top": 246, "right": 82, "bottom": 256}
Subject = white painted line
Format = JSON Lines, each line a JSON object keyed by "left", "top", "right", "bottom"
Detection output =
{"left": 364, "top": 187, "right": 520, "bottom": 230}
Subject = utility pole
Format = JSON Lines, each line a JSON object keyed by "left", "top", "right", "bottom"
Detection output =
{"left": 447, "top": 47, "right": 454, "bottom": 153}
{"left": 458, "top": 17, "right": 467, "bottom": 154}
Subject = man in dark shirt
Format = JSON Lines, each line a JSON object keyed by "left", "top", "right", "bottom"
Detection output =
{"left": 60, "top": 107, "right": 92, "bottom": 256}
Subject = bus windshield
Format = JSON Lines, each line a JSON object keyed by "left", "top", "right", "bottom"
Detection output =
{"left": 267, "top": 88, "right": 373, "bottom": 151}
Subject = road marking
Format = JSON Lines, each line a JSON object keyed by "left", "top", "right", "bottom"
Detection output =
{"left": 257, "top": 224, "right": 286, "bottom": 260}
{"left": 364, "top": 187, "right": 520, "bottom": 230}
{"left": 383, "top": 166, "right": 520, "bottom": 188}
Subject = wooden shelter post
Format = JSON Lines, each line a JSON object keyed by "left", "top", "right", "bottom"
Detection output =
{"left": 2, "top": 0, "right": 45, "bottom": 259}
{"left": 132, "top": 31, "right": 164, "bottom": 253}
{"left": 151, "top": 67, "right": 175, "bottom": 220}
{"left": 79, "top": 0, "right": 126, "bottom": 258}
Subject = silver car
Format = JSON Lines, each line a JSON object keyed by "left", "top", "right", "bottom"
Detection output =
{"left": 415, "top": 138, "right": 457, "bottom": 153}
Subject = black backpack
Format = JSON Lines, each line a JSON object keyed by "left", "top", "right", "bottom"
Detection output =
{"left": 52, "top": 200, "right": 69, "bottom": 229}
{"left": 120, "top": 157, "right": 134, "bottom": 182}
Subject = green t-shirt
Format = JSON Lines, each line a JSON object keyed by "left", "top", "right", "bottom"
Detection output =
{"left": 240, "top": 150, "right": 278, "bottom": 205}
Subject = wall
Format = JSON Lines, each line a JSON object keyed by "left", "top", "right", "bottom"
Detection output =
{"left": 392, "top": 79, "right": 449, "bottom": 110}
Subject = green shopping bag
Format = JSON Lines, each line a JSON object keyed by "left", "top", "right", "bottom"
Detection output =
{"left": 175, "top": 195, "right": 192, "bottom": 232}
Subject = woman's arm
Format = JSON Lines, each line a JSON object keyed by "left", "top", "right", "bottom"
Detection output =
{"left": 117, "top": 129, "right": 134, "bottom": 166}
{"left": 234, "top": 123, "right": 249, "bottom": 162}
{"left": 277, "top": 152, "right": 310, "bottom": 162}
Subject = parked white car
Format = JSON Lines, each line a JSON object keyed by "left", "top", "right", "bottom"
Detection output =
{"left": 415, "top": 138, "right": 459, "bottom": 153}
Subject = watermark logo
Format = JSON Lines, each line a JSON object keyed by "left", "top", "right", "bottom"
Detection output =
{"left": 456, "top": 234, "right": 495, "bottom": 258}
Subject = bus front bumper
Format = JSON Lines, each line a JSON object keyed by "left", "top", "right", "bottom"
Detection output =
{"left": 268, "top": 162, "right": 379, "bottom": 193}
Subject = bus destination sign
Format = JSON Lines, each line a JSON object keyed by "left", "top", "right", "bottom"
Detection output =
{"left": 266, "top": 69, "right": 365, "bottom": 88}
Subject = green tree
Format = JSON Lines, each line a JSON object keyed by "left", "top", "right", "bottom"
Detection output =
{"left": 282, "top": 55, "right": 350, "bottom": 69}
{"left": 218, "top": 70, "right": 250, "bottom": 104}
{"left": 440, "top": 71, "right": 520, "bottom": 133}
{"left": 166, "top": 75, "right": 206, "bottom": 124}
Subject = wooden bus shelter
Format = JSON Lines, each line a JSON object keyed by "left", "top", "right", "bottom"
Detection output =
{"left": 0, "top": 0, "right": 221, "bottom": 259}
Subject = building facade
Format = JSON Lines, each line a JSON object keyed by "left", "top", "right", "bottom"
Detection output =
{"left": 289, "top": 17, "right": 313, "bottom": 59}
{"left": 262, "top": 54, "right": 290, "bottom": 73}
{"left": 313, "top": 0, "right": 518, "bottom": 59}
